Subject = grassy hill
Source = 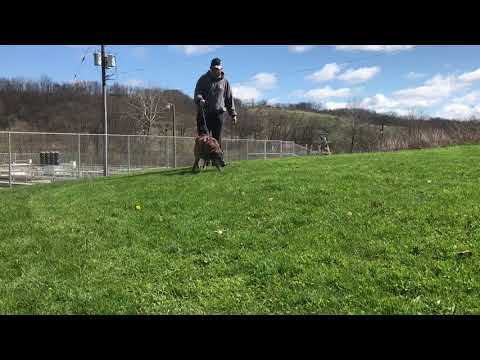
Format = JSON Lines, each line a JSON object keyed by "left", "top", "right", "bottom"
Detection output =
{"left": 1, "top": 145, "right": 480, "bottom": 314}
{"left": 244, "top": 107, "right": 353, "bottom": 147}
{"left": 243, "top": 107, "right": 400, "bottom": 152}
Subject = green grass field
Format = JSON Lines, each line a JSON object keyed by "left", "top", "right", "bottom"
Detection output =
{"left": 1, "top": 145, "right": 479, "bottom": 314}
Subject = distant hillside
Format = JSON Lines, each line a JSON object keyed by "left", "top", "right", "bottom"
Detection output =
{"left": 1, "top": 76, "right": 479, "bottom": 153}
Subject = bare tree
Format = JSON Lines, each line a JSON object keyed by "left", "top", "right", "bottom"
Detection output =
{"left": 124, "top": 88, "right": 168, "bottom": 136}
{"left": 347, "top": 98, "right": 362, "bottom": 153}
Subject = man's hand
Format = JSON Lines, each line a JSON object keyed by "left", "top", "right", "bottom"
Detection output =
{"left": 199, "top": 99, "right": 207, "bottom": 108}
{"left": 232, "top": 116, "right": 237, "bottom": 125}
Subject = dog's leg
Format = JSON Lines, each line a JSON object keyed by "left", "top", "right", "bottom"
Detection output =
{"left": 192, "top": 157, "right": 200, "bottom": 173}
{"left": 212, "top": 159, "right": 223, "bottom": 172}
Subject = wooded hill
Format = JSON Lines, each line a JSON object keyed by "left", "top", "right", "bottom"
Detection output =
{"left": 1, "top": 77, "right": 479, "bottom": 153}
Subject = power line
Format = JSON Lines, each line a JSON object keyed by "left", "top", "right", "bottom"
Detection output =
{"left": 108, "top": 68, "right": 145, "bottom": 82}
{"left": 72, "top": 46, "right": 406, "bottom": 92}
{"left": 72, "top": 46, "right": 97, "bottom": 83}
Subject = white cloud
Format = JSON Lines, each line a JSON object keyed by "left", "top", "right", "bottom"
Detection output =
{"left": 124, "top": 79, "right": 145, "bottom": 87}
{"left": 361, "top": 94, "right": 397, "bottom": 109}
{"left": 304, "top": 86, "right": 351, "bottom": 101}
{"left": 306, "top": 63, "right": 341, "bottom": 82}
{"left": 338, "top": 66, "right": 380, "bottom": 84}
{"left": 357, "top": 71, "right": 480, "bottom": 118}
{"left": 335, "top": 45, "right": 415, "bottom": 52}
{"left": 402, "top": 99, "right": 438, "bottom": 108}
{"left": 437, "top": 103, "right": 480, "bottom": 120}
{"left": 288, "top": 45, "right": 316, "bottom": 53}
{"left": 306, "top": 64, "right": 379, "bottom": 84}
{"left": 324, "top": 101, "right": 347, "bottom": 110}
{"left": 458, "top": 68, "right": 480, "bottom": 83}
{"left": 392, "top": 108, "right": 410, "bottom": 116}
{"left": 359, "top": 93, "right": 432, "bottom": 116}
{"left": 251, "top": 73, "right": 277, "bottom": 90}
{"left": 131, "top": 46, "right": 148, "bottom": 60}
{"left": 173, "top": 45, "right": 223, "bottom": 55}
{"left": 232, "top": 72, "right": 277, "bottom": 102}
{"left": 452, "top": 91, "right": 480, "bottom": 105}
{"left": 232, "top": 85, "right": 262, "bottom": 102}
{"left": 394, "top": 74, "right": 468, "bottom": 103}
{"left": 267, "top": 98, "right": 280, "bottom": 106}
{"left": 406, "top": 72, "right": 427, "bottom": 80}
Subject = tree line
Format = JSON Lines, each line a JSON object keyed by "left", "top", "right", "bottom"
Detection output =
{"left": 1, "top": 76, "right": 479, "bottom": 154}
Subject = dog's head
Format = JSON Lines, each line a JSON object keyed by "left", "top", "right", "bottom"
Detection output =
{"left": 205, "top": 137, "right": 225, "bottom": 167}
{"left": 196, "top": 135, "right": 226, "bottom": 167}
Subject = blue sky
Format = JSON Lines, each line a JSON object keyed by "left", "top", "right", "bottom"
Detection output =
{"left": 1, "top": 45, "right": 480, "bottom": 120}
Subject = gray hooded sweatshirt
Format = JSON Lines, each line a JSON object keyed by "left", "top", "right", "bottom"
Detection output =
{"left": 194, "top": 70, "right": 237, "bottom": 117}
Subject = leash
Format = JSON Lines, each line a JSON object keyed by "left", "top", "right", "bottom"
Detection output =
{"left": 199, "top": 104, "right": 211, "bottom": 137}
{"left": 199, "top": 104, "right": 213, "bottom": 166}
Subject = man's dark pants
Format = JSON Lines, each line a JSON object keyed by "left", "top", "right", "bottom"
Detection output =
{"left": 197, "top": 110, "right": 224, "bottom": 147}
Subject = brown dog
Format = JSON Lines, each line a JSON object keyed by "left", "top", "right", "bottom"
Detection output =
{"left": 192, "top": 135, "right": 226, "bottom": 172}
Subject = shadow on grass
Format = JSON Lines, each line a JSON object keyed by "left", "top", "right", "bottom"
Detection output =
{"left": 79, "top": 166, "right": 227, "bottom": 185}
{"left": 159, "top": 167, "right": 227, "bottom": 177}
{"left": 83, "top": 168, "right": 188, "bottom": 183}
{"left": 160, "top": 168, "right": 198, "bottom": 177}
{"left": 110, "top": 168, "right": 196, "bottom": 179}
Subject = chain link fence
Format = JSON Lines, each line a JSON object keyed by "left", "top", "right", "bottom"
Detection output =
{"left": 0, "top": 131, "right": 309, "bottom": 187}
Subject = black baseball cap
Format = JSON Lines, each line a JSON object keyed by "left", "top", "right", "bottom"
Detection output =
{"left": 210, "top": 58, "right": 223, "bottom": 70}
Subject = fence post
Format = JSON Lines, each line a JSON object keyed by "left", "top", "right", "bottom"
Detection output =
{"left": 225, "top": 139, "right": 229, "bottom": 162}
{"left": 127, "top": 135, "right": 131, "bottom": 175}
{"left": 280, "top": 141, "right": 283, "bottom": 157}
{"left": 166, "top": 135, "right": 170, "bottom": 168}
{"left": 246, "top": 139, "right": 249, "bottom": 160}
{"left": 77, "top": 134, "right": 81, "bottom": 178}
{"left": 171, "top": 104, "right": 177, "bottom": 169}
{"left": 173, "top": 135, "right": 177, "bottom": 169}
{"left": 8, "top": 132, "right": 12, "bottom": 189}
{"left": 264, "top": 139, "right": 267, "bottom": 160}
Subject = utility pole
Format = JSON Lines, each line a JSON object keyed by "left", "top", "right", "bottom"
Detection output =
{"left": 101, "top": 45, "right": 108, "bottom": 176}
{"left": 94, "top": 45, "right": 116, "bottom": 176}
{"left": 350, "top": 109, "right": 356, "bottom": 153}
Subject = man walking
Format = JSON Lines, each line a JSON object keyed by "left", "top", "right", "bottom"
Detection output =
{"left": 194, "top": 57, "right": 237, "bottom": 148}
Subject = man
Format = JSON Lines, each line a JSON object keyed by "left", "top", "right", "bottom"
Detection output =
{"left": 194, "top": 58, "right": 237, "bottom": 148}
